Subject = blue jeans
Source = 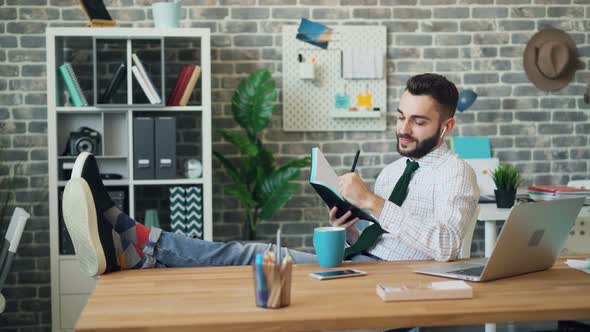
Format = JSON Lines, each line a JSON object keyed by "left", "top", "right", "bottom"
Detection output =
{"left": 141, "top": 227, "right": 379, "bottom": 268}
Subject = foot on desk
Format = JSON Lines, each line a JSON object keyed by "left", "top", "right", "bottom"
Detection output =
{"left": 70, "top": 152, "right": 121, "bottom": 274}
{"left": 63, "top": 177, "right": 117, "bottom": 276}
{"left": 65, "top": 154, "right": 152, "bottom": 274}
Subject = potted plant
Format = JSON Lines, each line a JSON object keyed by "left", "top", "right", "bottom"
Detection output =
{"left": 213, "top": 69, "right": 310, "bottom": 240}
{"left": 491, "top": 163, "right": 521, "bottom": 208}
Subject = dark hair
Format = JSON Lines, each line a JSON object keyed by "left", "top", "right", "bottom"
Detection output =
{"left": 405, "top": 73, "right": 459, "bottom": 119}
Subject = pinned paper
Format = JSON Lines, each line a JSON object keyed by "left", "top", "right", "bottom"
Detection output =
{"left": 296, "top": 18, "right": 333, "bottom": 49}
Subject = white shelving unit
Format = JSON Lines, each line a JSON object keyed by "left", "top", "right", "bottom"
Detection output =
{"left": 46, "top": 28, "right": 212, "bottom": 331}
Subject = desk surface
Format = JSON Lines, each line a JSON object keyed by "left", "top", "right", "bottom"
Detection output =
{"left": 77, "top": 257, "right": 590, "bottom": 332}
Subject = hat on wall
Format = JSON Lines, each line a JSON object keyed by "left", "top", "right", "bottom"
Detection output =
{"left": 523, "top": 28, "right": 577, "bottom": 92}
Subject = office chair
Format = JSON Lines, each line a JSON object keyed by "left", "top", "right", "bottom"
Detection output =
{"left": 0, "top": 207, "right": 30, "bottom": 313}
{"left": 561, "top": 180, "right": 590, "bottom": 255}
{"left": 459, "top": 206, "right": 480, "bottom": 259}
{"left": 356, "top": 206, "right": 479, "bottom": 259}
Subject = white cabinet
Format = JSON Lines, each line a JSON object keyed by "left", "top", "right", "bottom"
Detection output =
{"left": 46, "top": 28, "right": 212, "bottom": 332}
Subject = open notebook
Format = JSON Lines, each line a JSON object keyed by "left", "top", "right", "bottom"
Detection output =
{"left": 309, "top": 147, "right": 378, "bottom": 223}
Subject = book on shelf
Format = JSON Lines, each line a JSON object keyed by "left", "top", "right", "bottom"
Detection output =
{"left": 178, "top": 65, "right": 201, "bottom": 106}
{"left": 167, "top": 65, "right": 194, "bottom": 106}
{"left": 132, "top": 53, "right": 161, "bottom": 104}
{"left": 132, "top": 65, "right": 159, "bottom": 104}
{"left": 59, "top": 63, "right": 88, "bottom": 107}
{"left": 99, "top": 62, "right": 126, "bottom": 104}
{"left": 309, "top": 147, "right": 378, "bottom": 223}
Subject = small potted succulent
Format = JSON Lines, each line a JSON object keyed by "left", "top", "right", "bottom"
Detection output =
{"left": 491, "top": 163, "right": 522, "bottom": 208}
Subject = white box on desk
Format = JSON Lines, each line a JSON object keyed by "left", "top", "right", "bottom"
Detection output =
{"left": 376, "top": 280, "right": 473, "bottom": 302}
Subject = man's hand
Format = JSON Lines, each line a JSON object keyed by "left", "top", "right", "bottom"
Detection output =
{"left": 338, "top": 173, "right": 385, "bottom": 216}
{"left": 328, "top": 207, "right": 360, "bottom": 244}
{"left": 328, "top": 206, "right": 359, "bottom": 229}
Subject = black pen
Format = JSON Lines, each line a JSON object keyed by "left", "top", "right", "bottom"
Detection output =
{"left": 351, "top": 150, "right": 360, "bottom": 172}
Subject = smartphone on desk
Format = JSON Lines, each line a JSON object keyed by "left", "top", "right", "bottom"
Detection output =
{"left": 309, "top": 269, "right": 367, "bottom": 280}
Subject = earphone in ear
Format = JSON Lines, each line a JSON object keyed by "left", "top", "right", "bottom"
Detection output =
{"left": 440, "top": 127, "right": 447, "bottom": 138}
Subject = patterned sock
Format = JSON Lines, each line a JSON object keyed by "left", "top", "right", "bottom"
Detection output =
{"left": 103, "top": 207, "right": 151, "bottom": 270}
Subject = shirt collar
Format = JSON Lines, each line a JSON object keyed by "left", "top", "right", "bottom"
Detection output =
{"left": 405, "top": 143, "right": 450, "bottom": 169}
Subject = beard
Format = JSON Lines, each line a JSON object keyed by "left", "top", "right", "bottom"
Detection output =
{"left": 396, "top": 126, "right": 441, "bottom": 159}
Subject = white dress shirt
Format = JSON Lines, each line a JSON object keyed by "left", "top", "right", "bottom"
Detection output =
{"left": 367, "top": 144, "right": 480, "bottom": 262}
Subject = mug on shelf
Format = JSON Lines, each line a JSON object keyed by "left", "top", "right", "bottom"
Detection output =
{"left": 152, "top": 1, "right": 182, "bottom": 28}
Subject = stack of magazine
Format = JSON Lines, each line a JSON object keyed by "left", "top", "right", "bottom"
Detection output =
{"left": 528, "top": 185, "right": 590, "bottom": 204}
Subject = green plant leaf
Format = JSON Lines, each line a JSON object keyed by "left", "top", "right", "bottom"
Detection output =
{"left": 227, "top": 184, "right": 257, "bottom": 207}
{"left": 216, "top": 129, "right": 259, "bottom": 157}
{"left": 212, "top": 151, "right": 242, "bottom": 184}
{"left": 257, "top": 167, "right": 300, "bottom": 203}
{"left": 491, "top": 163, "right": 522, "bottom": 190}
{"left": 277, "top": 157, "right": 310, "bottom": 172}
{"left": 256, "top": 143, "right": 276, "bottom": 177}
{"left": 231, "top": 69, "right": 277, "bottom": 135}
{"left": 259, "top": 188, "right": 297, "bottom": 221}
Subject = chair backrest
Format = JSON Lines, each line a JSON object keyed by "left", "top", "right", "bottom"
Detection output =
{"left": 562, "top": 181, "right": 590, "bottom": 254}
{"left": 458, "top": 205, "right": 480, "bottom": 259}
{"left": 0, "top": 207, "right": 30, "bottom": 290}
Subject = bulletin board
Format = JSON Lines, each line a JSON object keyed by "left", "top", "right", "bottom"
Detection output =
{"left": 282, "top": 25, "right": 387, "bottom": 132}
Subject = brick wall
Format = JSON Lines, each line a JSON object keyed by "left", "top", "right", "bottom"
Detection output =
{"left": 1, "top": 0, "right": 589, "bottom": 330}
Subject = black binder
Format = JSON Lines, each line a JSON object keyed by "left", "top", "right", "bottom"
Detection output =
{"left": 133, "top": 117, "right": 155, "bottom": 179}
{"left": 154, "top": 117, "right": 176, "bottom": 179}
{"left": 99, "top": 62, "right": 126, "bottom": 104}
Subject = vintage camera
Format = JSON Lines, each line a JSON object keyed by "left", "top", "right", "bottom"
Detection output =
{"left": 67, "top": 127, "right": 101, "bottom": 156}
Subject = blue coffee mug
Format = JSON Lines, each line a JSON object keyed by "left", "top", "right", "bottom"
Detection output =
{"left": 313, "top": 227, "right": 346, "bottom": 268}
{"left": 152, "top": 1, "right": 181, "bottom": 28}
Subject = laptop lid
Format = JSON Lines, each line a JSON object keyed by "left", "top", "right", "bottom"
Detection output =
{"left": 479, "top": 198, "right": 584, "bottom": 281}
{"left": 464, "top": 158, "right": 499, "bottom": 198}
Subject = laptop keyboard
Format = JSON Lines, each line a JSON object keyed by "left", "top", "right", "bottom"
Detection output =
{"left": 451, "top": 266, "right": 484, "bottom": 277}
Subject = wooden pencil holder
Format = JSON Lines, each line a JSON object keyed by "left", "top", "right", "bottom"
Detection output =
{"left": 252, "top": 259, "right": 292, "bottom": 309}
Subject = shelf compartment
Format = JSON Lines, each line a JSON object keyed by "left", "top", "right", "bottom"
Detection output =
{"left": 58, "top": 179, "right": 129, "bottom": 187}
{"left": 134, "top": 183, "right": 204, "bottom": 236}
{"left": 56, "top": 106, "right": 203, "bottom": 112}
{"left": 57, "top": 158, "right": 128, "bottom": 182}
{"left": 163, "top": 37, "right": 202, "bottom": 107}
{"left": 131, "top": 38, "right": 164, "bottom": 106}
{"left": 95, "top": 38, "right": 128, "bottom": 106}
{"left": 134, "top": 178, "right": 203, "bottom": 186}
{"left": 55, "top": 36, "right": 94, "bottom": 108}
{"left": 56, "top": 113, "right": 103, "bottom": 156}
{"left": 58, "top": 155, "right": 127, "bottom": 160}
{"left": 132, "top": 112, "right": 202, "bottom": 180}
{"left": 103, "top": 113, "right": 129, "bottom": 157}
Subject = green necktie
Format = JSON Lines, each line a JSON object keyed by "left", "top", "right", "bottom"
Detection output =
{"left": 344, "top": 159, "right": 420, "bottom": 259}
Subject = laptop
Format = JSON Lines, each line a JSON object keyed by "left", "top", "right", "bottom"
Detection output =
{"left": 415, "top": 198, "right": 584, "bottom": 282}
{"left": 464, "top": 158, "right": 499, "bottom": 203}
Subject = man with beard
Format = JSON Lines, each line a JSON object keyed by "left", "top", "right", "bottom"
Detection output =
{"left": 331, "top": 73, "right": 480, "bottom": 262}
{"left": 61, "top": 73, "right": 478, "bottom": 279}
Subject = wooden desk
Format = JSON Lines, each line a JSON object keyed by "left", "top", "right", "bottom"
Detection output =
{"left": 76, "top": 257, "right": 590, "bottom": 331}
